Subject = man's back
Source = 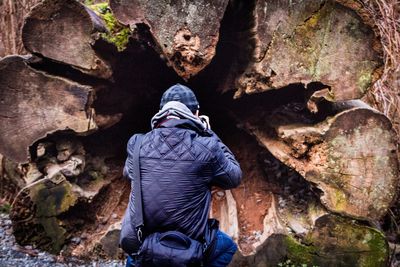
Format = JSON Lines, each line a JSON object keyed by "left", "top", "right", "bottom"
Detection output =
{"left": 121, "top": 118, "right": 241, "bottom": 254}
{"left": 141, "top": 118, "right": 218, "bottom": 238}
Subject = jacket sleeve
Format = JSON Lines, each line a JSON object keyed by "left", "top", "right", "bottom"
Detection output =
{"left": 120, "top": 134, "right": 142, "bottom": 254}
{"left": 209, "top": 131, "right": 242, "bottom": 189}
{"left": 122, "top": 134, "right": 140, "bottom": 180}
{"left": 120, "top": 207, "right": 140, "bottom": 255}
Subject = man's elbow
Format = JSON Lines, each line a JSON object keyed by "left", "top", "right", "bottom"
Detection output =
{"left": 230, "top": 166, "right": 242, "bottom": 188}
{"left": 120, "top": 235, "right": 140, "bottom": 256}
{"left": 120, "top": 210, "right": 140, "bottom": 255}
{"left": 217, "top": 167, "right": 242, "bottom": 190}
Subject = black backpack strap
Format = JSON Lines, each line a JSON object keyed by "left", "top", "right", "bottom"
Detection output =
{"left": 129, "top": 134, "right": 145, "bottom": 243}
{"left": 203, "top": 219, "right": 219, "bottom": 259}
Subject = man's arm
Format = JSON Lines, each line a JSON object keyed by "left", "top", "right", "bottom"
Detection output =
{"left": 120, "top": 208, "right": 140, "bottom": 254}
{"left": 122, "top": 134, "right": 141, "bottom": 180}
{"left": 120, "top": 134, "right": 142, "bottom": 254}
{"left": 209, "top": 131, "right": 242, "bottom": 189}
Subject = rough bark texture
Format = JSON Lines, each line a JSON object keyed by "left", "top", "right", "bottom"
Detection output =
{"left": 0, "top": 0, "right": 397, "bottom": 266}
{"left": 110, "top": 0, "right": 229, "bottom": 79}
{"left": 0, "top": 154, "right": 25, "bottom": 204}
{"left": 0, "top": 0, "right": 42, "bottom": 57}
{"left": 231, "top": 0, "right": 382, "bottom": 101}
{"left": 22, "top": 0, "right": 112, "bottom": 78}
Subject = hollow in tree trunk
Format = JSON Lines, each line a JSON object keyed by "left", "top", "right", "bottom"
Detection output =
{"left": 0, "top": 0, "right": 396, "bottom": 266}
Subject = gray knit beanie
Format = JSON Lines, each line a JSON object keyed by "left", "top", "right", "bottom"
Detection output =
{"left": 160, "top": 84, "right": 199, "bottom": 113}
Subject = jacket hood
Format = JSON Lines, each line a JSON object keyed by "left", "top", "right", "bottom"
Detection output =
{"left": 158, "top": 118, "right": 212, "bottom": 136}
{"left": 151, "top": 101, "right": 208, "bottom": 133}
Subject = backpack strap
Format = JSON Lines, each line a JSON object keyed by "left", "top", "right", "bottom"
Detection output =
{"left": 129, "top": 134, "right": 145, "bottom": 243}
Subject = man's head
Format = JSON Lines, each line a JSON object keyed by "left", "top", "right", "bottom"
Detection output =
{"left": 160, "top": 84, "right": 199, "bottom": 114}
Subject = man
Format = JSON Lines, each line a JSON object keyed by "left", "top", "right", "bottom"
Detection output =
{"left": 120, "top": 83, "right": 242, "bottom": 267}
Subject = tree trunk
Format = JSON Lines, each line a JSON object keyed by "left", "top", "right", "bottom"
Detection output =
{"left": 0, "top": 0, "right": 42, "bottom": 57}
{"left": 21, "top": 0, "right": 112, "bottom": 78}
{"left": 0, "top": 55, "right": 97, "bottom": 163}
{"left": 0, "top": 0, "right": 397, "bottom": 266}
{"left": 233, "top": 99, "right": 398, "bottom": 221}
{"left": 230, "top": 0, "right": 382, "bottom": 101}
{"left": 109, "top": 0, "right": 229, "bottom": 80}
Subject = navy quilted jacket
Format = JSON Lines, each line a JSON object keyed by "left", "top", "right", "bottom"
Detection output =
{"left": 120, "top": 118, "right": 242, "bottom": 255}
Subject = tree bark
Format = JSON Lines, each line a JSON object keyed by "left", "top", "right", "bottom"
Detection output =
{"left": 110, "top": 0, "right": 229, "bottom": 80}
{"left": 0, "top": 0, "right": 42, "bottom": 57}
{"left": 21, "top": 0, "right": 112, "bottom": 78}
{"left": 0, "top": 0, "right": 396, "bottom": 266}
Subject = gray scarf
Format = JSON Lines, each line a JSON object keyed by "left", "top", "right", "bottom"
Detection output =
{"left": 151, "top": 101, "right": 206, "bottom": 130}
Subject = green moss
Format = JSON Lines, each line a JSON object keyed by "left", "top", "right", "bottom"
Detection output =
{"left": 314, "top": 215, "right": 387, "bottom": 267}
{"left": 26, "top": 179, "right": 77, "bottom": 253}
{"left": 359, "top": 229, "right": 388, "bottom": 267}
{"left": 282, "top": 215, "right": 388, "bottom": 267}
{"left": 37, "top": 217, "right": 66, "bottom": 253}
{"left": 334, "top": 218, "right": 388, "bottom": 267}
{"left": 284, "top": 236, "right": 316, "bottom": 265}
{"left": 84, "top": 0, "right": 94, "bottom": 5}
{"left": 331, "top": 188, "right": 347, "bottom": 211}
{"left": 0, "top": 203, "right": 11, "bottom": 214}
{"left": 87, "top": 3, "right": 131, "bottom": 51}
{"left": 32, "top": 180, "right": 77, "bottom": 217}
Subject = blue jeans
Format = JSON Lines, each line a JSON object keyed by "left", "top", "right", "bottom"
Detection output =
{"left": 126, "top": 230, "right": 237, "bottom": 267}
{"left": 205, "top": 230, "right": 237, "bottom": 267}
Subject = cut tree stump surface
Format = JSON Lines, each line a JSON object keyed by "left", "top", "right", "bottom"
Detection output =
{"left": 237, "top": 100, "right": 398, "bottom": 220}
{"left": 234, "top": 0, "right": 382, "bottom": 100}
{"left": 0, "top": 56, "right": 97, "bottom": 163}
{"left": 22, "top": 0, "right": 112, "bottom": 78}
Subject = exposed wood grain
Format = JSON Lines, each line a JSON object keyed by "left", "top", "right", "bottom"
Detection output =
{"left": 22, "top": 0, "right": 112, "bottom": 78}
{"left": 231, "top": 0, "right": 382, "bottom": 101}
{"left": 0, "top": 56, "right": 97, "bottom": 162}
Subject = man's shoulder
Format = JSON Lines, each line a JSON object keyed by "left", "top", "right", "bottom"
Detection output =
{"left": 140, "top": 127, "right": 218, "bottom": 160}
{"left": 127, "top": 133, "right": 145, "bottom": 146}
{"left": 191, "top": 132, "right": 221, "bottom": 157}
